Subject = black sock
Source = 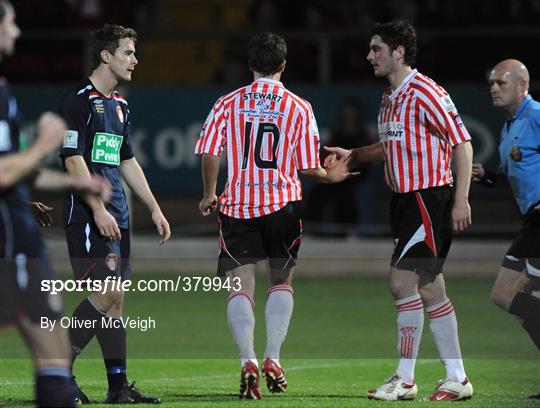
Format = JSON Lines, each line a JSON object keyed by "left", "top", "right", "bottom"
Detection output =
{"left": 69, "top": 298, "right": 105, "bottom": 369}
{"left": 522, "top": 319, "right": 540, "bottom": 349}
{"left": 97, "top": 317, "right": 127, "bottom": 392}
{"left": 36, "top": 368, "right": 76, "bottom": 407}
{"left": 509, "top": 292, "right": 540, "bottom": 350}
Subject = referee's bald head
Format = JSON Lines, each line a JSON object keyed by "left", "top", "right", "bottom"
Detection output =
{"left": 493, "top": 59, "right": 529, "bottom": 87}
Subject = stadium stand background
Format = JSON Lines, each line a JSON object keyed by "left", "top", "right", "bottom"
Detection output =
{"left": 7, "top": 0, "right": 540, "bottom": 237}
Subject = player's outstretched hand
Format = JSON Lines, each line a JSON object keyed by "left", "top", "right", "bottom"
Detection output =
{"left": 323, "top": 146, "right": 351, "bottom": 168}
{"left": 452, "top": 199, "right": 472, "bottom": 232}
{"left": 94, "top": 208, "right": 122, "bottom": 241}
{"left": 35, "top": 112, "right": 67, "bottom": 155}
{"left": 30, "top": 202, "right": 53, "bottom": 227}
{"left": 471, "top": 162, "right": 485, "bottom": 182}
{"left": 325, "top": 153, "right": 361, "bottom": 183}
{"left": 199, "top": 195, "right": 218, "bottom": 216}
{"left": 152, "top": 209, "right": 171, "bottom": 245}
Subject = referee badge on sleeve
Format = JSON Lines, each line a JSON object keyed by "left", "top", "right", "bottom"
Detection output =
{"left": 510, "top": 146, "right": 522, "bottom": 161}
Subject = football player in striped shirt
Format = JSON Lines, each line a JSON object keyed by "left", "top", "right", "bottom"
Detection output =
{"left": 195, "top": 32, "right": 353, "bottom": 400}
{"left": 326, "top": 20, "right": 474, "bottom": 401}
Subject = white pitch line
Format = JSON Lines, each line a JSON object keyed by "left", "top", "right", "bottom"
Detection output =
{"left": 0, "top": 359, "right": 441, "bottom": 386}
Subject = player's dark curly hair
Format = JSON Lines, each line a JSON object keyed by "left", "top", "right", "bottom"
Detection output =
{"left": 89, "top": 24, "right": 137, "bottom": 70}
{"left": 0, "top": 0, "right": 12, "bottom": 22}
{"left": 371, "top": 19, "right": 417, "bottom": 66}
{"left": 248, "top": 32, "right": 287, "bottom": 75}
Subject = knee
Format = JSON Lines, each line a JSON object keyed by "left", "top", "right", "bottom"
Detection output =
{"left": 490, "top": 285, "right": 512, "bottom": 311}
{"left": 389, "top": 279, "right": 413, "bottom": 300}
{"left": 269, "top": 269, "right": 292, "bottom": 286}
{"left": 418, "top": 285, "right": 445, "bottom": 306}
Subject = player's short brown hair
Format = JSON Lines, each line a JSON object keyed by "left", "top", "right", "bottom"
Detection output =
{"left": 248, "top": 32, "right": 287, "bottom": 76}
{"left": 371, "top": 19, "right": 417, "bottom": 66}
{"left": 89, "top": 24, "right": 137, "bottom": 70}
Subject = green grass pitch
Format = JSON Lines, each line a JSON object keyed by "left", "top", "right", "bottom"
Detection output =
{"left": 1, "top": 274, "right": 538, "bottom": 407}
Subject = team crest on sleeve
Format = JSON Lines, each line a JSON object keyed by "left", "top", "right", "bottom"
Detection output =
{"left": 311, "top": 115, "right": 319, "bottom": 135}
{"left": 116, "top": 105, "right": 124, "bottom": 123}
{"left": 63, "top": 130, "right": 78, "bottom": 149}
{"left": 0, "top": 120, "right": 12, "bottom": 151}
{"left": 440, "top": 95, "right": 456, "bottom": 112}
{"left": 200, "top": 111, "right": 213, "bottom": 137}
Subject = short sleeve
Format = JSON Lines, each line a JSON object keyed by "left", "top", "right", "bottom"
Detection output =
{"left": 194, "top": 98, "right": 227, "bottom": 156}
{"left": 120, "top": 105, "right": 134, "bottom": 161}
{"left": 295, "top": 102, "right": 321, "bottom": 170}
{"left": 434, "top": 93, "right": 471, "bottom": 147}
{"left": 59, "top": 93, "right": 90, "bottom": 158}
{"left": 532, "top": 110, "right": 540, "bottom": 147}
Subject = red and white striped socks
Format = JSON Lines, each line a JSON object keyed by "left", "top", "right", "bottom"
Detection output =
{"left": 264, "top": 284, "right": 294, "bottom": 363}
{"left": 426, "top": 299, "right": 466, "bottom": 382}
{"left": 395, "top": 294, "right": 424, "bottom": 384}
{"left": 227, "top": 291, "right": 257, "bottom": 366}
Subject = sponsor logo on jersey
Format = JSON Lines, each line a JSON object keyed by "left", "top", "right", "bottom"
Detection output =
{"left": 378, "top": 121, "right": 405, "bottom": 141}
{"left": 93, "top": 99, "right": 104, "bottom": 114}
{"left": 0, "top": 120, "right": 12, "bottom": 151}
{"left": 91, "top": 132, "right": 123, "bottom": 166}
{"left": 510, "top": 146, "right": 522, "bottom": 161}
{"left": 63, "top": 130, "right": 79, "bottom": 149}
{"left": 243, "top": 92, "right": 283, "bottom": 103}
{"left": 105, "top": 252, "right": 118, "bottom": 271}
{"left": 116, "top": 105, "right": 124, "bottom": 123}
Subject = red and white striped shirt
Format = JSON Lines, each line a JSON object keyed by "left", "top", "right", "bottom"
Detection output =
{"left": 195, "top": 78, "right": 320, "bottom": 219}
{"left": 377, "top": 69, "right": 471, "bottom": 193}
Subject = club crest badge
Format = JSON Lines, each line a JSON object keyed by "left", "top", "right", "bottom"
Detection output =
{"left": 105, "top": 252, "right": 118, "bottom": 271}
{"left": 510, "top": 146, "right": 522, "bottom": 161}
{"left": 116, "top": 105, "right": 124, "bottom": 123}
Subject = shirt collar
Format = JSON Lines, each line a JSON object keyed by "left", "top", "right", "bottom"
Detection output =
{"left": 253, "top": 78, "right": 283, "bottom": 87}
{"left": 391, "top": 69, "right": 417, "bottom": 97}
{"left": 513, "top": 94, "right": 532, "bottom": 120}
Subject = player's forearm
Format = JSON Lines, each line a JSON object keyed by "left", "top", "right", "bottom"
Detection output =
{"left": 299, "top": 167, "right": 332, "bottom": 183}
{"left": 201, "top": 154, "right": 220, "bottom": 197}
{"left": 65, "top": 155, "right": 106, "bottom": 213}
{"left": 453, "top": 141, "right": 473, "bottom": 201}
{"left": 0, "top": 145, "right": 46, "bottom": 190}
{"left": 120, "top": 158, "right": 160, "bottom": 213}
{"left": 34, "top": 169, "right": 74, "bottom": 191}
{"left": 349, "top": 142, "right": 384, "bottom": 168}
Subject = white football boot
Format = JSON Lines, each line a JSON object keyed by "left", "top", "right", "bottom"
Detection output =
{"left": 367, "top": 374, "right": 418, "bottom": 400}
{"left": 423, "top": 378, "right": 473, "bottom": 401}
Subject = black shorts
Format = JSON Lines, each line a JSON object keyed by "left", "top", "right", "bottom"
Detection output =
{"left": 502, "top": 206, "right": 540, "bottom": 280}
{"left": 65, "top": 222, "right": 131, "bottom": 281}
{"left": 0, "top": 200, "right": 62, "bottom": 326}
{"left": 390, "top": 185, "right": 453, "bottom": 275}
{"left": 217, "top": 202, "right": 302, "bottom": 276}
